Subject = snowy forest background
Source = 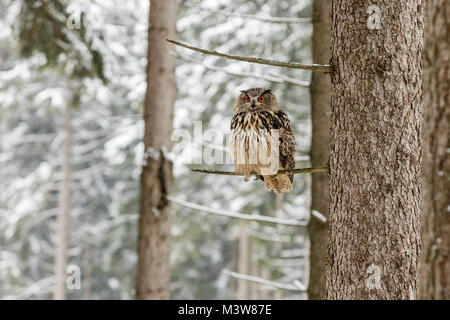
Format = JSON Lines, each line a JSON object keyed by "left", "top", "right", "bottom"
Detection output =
{"left": 1, "top": 0, "right": 320, "bottom": 299}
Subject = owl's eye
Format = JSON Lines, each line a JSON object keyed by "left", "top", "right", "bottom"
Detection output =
{"left": 258, "top": 96, "right": 265, "bottom": 102}
{"left": 244, "top": 96, "right": 250, "bottom": 102}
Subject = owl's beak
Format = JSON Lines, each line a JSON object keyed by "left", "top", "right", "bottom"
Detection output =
{"left": 251, "top": 101, "right": 256, "bottom": 109}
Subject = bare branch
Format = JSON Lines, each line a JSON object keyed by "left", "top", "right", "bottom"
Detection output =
{"left": 191, "top": 166, "right": 328, "bottom": 176}
{"left": 166, "top": 195, "right": 306, "bottom": 227}
{"left": 177, "top": 54, "right": 310, "bottom": 87}
{"left": 184, "top": 2, "right": 312, "bottom": 24}
{"left": 167, "top": 39, "right": 331, "bottom": 72}
{"left": 223, "top": 270, "right": 306, "bottom": 292}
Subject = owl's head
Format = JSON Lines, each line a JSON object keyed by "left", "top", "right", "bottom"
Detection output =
{"left": 234, "top": 88, "right": 278, "bottom": 113}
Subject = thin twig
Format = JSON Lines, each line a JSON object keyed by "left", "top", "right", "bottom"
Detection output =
{"left": 166, "top": 195, "right": 306, "bottom": 227}
{"left": 184, "top": 2, "right": 312, "bottom": 24}
{"left": 223, "top": 270, "right": 306, "bottom": 292}
{"left": 177, "top": 54, "right": 310, "bottom": 87}
{"left": 191, "top": 166, "right": 328, "bottom": 176}
{"left": 167, "top": 39, "right": 331, "bottom": 72}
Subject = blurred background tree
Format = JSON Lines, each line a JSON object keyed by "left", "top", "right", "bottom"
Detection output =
{"left": 419, "top": 0, "right": 449, "bottom": 300}
{"left": 15, "top": 0, "right": 106, "bottom": 300}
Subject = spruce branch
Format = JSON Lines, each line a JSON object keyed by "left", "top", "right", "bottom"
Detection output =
{"left": 166, "top": 39, "right": 331, "bottom": 72}
{"left": 177, "top": 54, "right": 310, "bottom": 87}
{"left": 223, "top": 270, "right": 306, "bottom": 292}
{"left": 166, "top": 195, "right": 306, "bottom": 227}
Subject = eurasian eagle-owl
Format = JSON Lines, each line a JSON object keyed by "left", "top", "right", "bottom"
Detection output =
{"left": 230, "top": 88, "right": 296, "bottom": 193}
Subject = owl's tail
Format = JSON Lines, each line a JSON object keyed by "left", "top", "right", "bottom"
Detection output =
{"left": 262, "top": 174, "right": 293, "bottom": 193}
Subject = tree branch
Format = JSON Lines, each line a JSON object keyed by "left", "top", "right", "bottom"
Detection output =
{"left": 166, "top": 39, "right": 331, "bottom": 72}
{"left": 177, "top": 54, "right": 310, "bottom": 87}
{"left": 184, "top": 2, "right": 312, "bottom": 24}
{"left": 311, "top": 210, "right": 327, "bottom": 223}
{"left": 166, "top": 195, "right": 306, "bottom": 227}
{"left": 223, "top": 270, "right": 306, "bottom": 292}
{"left": 191, "top": 166, "right": 328, "bottom": 176}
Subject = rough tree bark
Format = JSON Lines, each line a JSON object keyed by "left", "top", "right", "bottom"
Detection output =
{"left": 308, "top": 0, "right": 331, "bottom": 300}
{"left": 54, "top": 104, "right": 71, "bottom": 300}
{"left": 419, "top": 0, "right": 449, "bottom": 300}
{"left": 135, "top": 0, "right": 177, "bottom": 300}
{"left": 327, "top": 1, "right": 424, "bottom": 299}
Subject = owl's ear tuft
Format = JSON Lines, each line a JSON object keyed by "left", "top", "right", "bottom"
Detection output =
{"left": 240, "top": 90, "right": 247, "bottom": 94}
{"left": 262, "top": 89, "right": 272, "bottom": 96}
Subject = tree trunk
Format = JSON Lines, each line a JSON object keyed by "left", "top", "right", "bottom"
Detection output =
{"left": 54, "top": 104, "right": 71, "bottom": 300}
{"left": 327, "top": 1, "right": 424, "bottom": 299}
{"left": 308, "top": 0, "right": 331, "bottom": 300}
{"left": 250, "top": 242, "right": 259, "bottom": 300}
{"left": 419, "top": 0, "right": 450, "bottom": 300}
{"left": 135, "top": 0, "right": 177, "bottom": 300}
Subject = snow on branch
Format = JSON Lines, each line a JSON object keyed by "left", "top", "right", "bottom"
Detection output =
{"left": 250, "top": 230, "right": 292, "bottom": 243}
{"left": 166, "top": 195, "right": 307, "bottom": 227}
{"left": 166, "top": 39, "right": 331, "bottom": 72}
{"left": 223, "top": 270, "right": 306, "bottom": 292}
{"left": 177, "top": 54, "right": 310, "bottom": 87}
{"left": 184, "top": 2, "right": 312, "bottom": 24}
{"left": 191, "top": 166, "right": 328, "bottom": 176}
{"left": 5, "top": 276, "right": 56, "bottom": 299}
{"left": 311, "top": 210, "right": 327, "bottom": 223}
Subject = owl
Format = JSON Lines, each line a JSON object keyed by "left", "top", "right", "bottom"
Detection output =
{"left": 229, "top": 88, "right": 296, "bottom": 193}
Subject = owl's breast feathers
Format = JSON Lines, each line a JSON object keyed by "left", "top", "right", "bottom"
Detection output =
{"left": 230, "top": 109, "right": 296, "bottom": 193}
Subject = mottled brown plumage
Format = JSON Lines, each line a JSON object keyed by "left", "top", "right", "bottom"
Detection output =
{"left": 230, "top": 88, "right": 296, "bottom": 193}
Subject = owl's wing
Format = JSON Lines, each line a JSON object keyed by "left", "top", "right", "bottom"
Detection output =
{"left": 274, "top": 110, "right": 296, "bottom": 182}
{"left": 230, "top": 112, "right": 245, "bottom": 167}
{"left": 230, "top": 112, "right": 242, "bottom": 130}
